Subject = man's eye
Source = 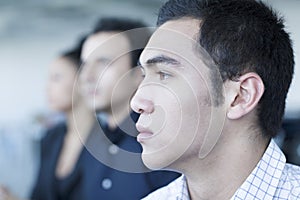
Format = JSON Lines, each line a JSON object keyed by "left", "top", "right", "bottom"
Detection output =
{"left": 52, "top": 74, "right": 62, "bottom": 81}
{"left": 96, "top": 58, "right": 111, "bottom": 66}
{"left": 158, "top": 71, "right": 171, "bottom": 80}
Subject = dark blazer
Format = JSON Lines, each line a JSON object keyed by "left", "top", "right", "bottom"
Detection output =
{"left": 31, "top": 113, "right": 180, "bottom": 200}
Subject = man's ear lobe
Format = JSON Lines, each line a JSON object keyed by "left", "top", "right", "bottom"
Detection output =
{"left": 227, "top": 73, "right": 265, "bottom": 120}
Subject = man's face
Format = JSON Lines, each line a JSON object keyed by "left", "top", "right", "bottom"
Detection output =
{"left": 80, "top": 32, "right": 136, "bottom": 112}
{"left": 130, "top": 18, "right": 226, "bottom": 170}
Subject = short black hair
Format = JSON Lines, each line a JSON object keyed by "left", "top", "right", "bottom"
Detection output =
{"left": 91, "top": 17, "right": 152, "bottom": 67}
{"left": 157, "top": 0, "right": 294, "bottom": 138}
{"left": 62, "top": 35, "right": 87, "bottom": 70}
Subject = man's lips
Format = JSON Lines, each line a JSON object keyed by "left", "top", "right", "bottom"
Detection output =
{"left": 136, "top": 124, "right": 154, "bottom": 143}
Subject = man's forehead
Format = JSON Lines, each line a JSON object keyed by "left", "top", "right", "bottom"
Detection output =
{"left": 159, "top": 18, "right": 200, "bottom": 35}
{"left": 82, "top": 31, "right": 130, "bottom": 60}
{"left": 151, "top": 17, "right": 200, "bottom": 45}
{"left": 144, "top": 18, "right": 200, "bottom": 51}
{"left": 141, "top": 18, "right": 203, "bottom": 63}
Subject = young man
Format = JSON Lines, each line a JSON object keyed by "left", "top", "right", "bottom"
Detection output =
{"left": 79, "top": 17, "right": 179, "bottom": 199}
{"left": 130, "top": 0, "right": 300, "bottom": 199}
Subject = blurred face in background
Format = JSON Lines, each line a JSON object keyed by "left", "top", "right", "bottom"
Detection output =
{"left": 47, "top": 57, "right": 80, "bottom": 112}
{"left": 80, "top": 32, "right": 138, "bottom": 113}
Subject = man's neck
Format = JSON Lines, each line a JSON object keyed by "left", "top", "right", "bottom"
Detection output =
{"left": 66, "top": 103, "right": 95, "bottom": 140}
{"left": 180, "top": 129, "right": 269, "bottom": 200}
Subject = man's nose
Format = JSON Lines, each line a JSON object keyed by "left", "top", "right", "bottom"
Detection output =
{"left": 130, "top": 90, "right": 154, "bottom": 114}
{"left": 80, "top": 63, "right": 96, "bottom": 82}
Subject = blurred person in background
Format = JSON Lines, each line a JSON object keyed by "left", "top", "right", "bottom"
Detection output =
{"left": 29, "top": 36, "right": 98, "bottom": 200}
{"left": 0, "top": 16, "right": 179, "bottom": 200}
{"left": 79, "top": 17, "right": 180, "bottom": 199}
{"left": 1, "top": 36, "right": 97, "bottom": 200}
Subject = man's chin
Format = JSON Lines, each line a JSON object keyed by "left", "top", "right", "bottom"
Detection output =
{"left": 142, "top": 152, "right": 167, "bottom": 171}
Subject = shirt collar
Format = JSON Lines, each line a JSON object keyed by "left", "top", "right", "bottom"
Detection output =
{"left": 231, "top": 139, "right": 286, "bottom": 199}
{"left": 178, "top": 139, "right": 286, "bottom": 200}
{"left": 171, "top": 175, "right": 190, "bottom": 200}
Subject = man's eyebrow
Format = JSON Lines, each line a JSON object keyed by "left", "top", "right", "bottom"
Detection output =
{"left": 139, "top": 55, "right": 180, "bottom": 67}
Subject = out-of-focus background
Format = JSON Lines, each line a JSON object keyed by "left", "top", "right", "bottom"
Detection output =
{"left": 0, "top": 0, "right": 299, "bottom": 198}
{"left": 0, "top": 0, "right": 164, "bottom": 198}
{"left": 0, "top": 0, "right": 163, "bottom": 124}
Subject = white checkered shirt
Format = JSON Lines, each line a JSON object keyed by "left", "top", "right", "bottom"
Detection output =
{"left": 142, "top": 139, "right": 300, "bottom": 200}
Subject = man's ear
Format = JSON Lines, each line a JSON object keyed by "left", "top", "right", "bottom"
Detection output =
{"left": 226, "top": 72, "right": 265, "bottom": 119}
